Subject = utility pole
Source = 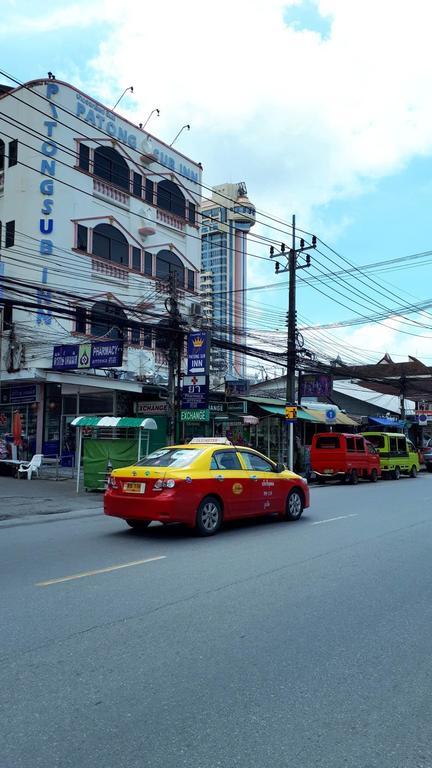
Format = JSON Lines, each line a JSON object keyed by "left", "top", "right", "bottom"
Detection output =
{"left": 165, "top": 271, "right": 183, "bottom": 445}
{"left": 270, "top": 216, "right": 316, "bottom": 469}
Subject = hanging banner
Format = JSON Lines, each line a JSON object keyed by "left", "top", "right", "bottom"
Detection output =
{"left": 187, "top": 331, "right": 209, "bottom": 375}
{"left": 300, "top": 374, "right": 333, "bottom": 398}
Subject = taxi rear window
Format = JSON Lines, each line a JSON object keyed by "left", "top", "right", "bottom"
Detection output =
{"left": 136, "top": 448, "right": 202, "bottom": 468}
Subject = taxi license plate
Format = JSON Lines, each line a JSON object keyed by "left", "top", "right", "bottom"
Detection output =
{"left": 124, "top": 482, "right": 146, "bottom": 494}
{"left": 324, "top": 469, "right": 334, "bottom": 474}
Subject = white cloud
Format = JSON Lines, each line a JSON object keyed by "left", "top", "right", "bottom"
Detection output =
{"left": 83, "top": 0, "right": 432, "bottom": 227}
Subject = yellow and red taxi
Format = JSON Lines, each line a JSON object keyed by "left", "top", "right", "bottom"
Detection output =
{"left": 104, "top": 438, "right": 310, "bottom": 536}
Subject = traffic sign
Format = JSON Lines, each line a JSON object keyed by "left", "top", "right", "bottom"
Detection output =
{"left": 285, "top": 406, "right": 297, "bottom": 421}
{"left": 325, "top": 407, "right": 337, "bottom": 423}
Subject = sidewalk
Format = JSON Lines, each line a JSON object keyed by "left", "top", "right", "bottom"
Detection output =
{"left": 0, "top": 475, "right": 103, "bottom": 521}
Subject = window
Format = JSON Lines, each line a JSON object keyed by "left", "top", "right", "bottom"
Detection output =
{"left": 132, "top": 247, "right": 141, "bottom": 271}
{"left": 92, "top": 223, "right": 129, "bottom": 265}
{"left": 90, "top": 300, "right": 126, "bottom": 339}
{"left": 346, "top": 437, "right": 355, "bottom": 452}
{"left": 316, "top": 436, "right": 340, "bottom": 449}
{"left": 240, "top": 451, "right": 274, "bottom": 472}
{"left": 396, "top": 437, "right": 407, "bottom": 454}
{"left": 143, "top": 326, "right": 152, "bottom": 348}
{"left": 355, "top": 438, "right": 365, "bottom": 452}
{"left": 75, "top": 307, "right": 87, "bottom": 333}
{"left": 133, "top": 172, "right": 142, "bottom": 197}
{"left": 188, "top": 202, "right": 196, "bottom": 225}
{"left": 187, "top": 269, "right": 195, "bottom": 291}
{"left": 389, "top": 437, "right": 397, "bottom": 453}
{"left": 78, "top": 144, "right": 90, "bottom": 172}
{"left": 145, "top": 178, "right": 154, "bottom": 203}
{"left": 156, "top": 249, "right": 184, "bottom": 284}
{"left": 210, "top": 450, "right": 242, "bottom": 470}
{"left": 367, "top": 443, "right": 377, "bottom": 455}
{"left": 93, "top": 146, "right": 129, "bottom": 190}
{"left": 0, "top": 139, "right": 4, "bottom": 172}
{"left": 130, "top": 325, "right": 141, "bottom": 345}
{"left": 365, "top": 434, "right": 385, "bottom": 449}
{"left": 144, "top": 251, "right": 153, "bottom": 276}
{"left": 5, "top": 220, "right": 14, "bottom": 248}
{"left": 137, "top": 448, "right": 202, "bottom": 468}
{"left": 8, "top": 139, "right": 17, "bottom": 168}
{"left": 76, "top": 224, "right": 88, "bottom": 252}
{"left": 157, "top": 179, "right": 185, "bottom": 218}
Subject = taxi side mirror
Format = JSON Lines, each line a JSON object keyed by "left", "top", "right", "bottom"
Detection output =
{"left": 275, "top": 462, "right": 285, "bottom": 473}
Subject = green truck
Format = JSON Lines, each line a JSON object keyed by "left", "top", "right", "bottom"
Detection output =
{"left": 361, "top": 432, "right": 420, "bottom": 479}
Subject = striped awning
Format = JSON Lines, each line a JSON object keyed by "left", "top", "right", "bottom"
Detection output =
{"left": 71, "top": 416, "right": 158, "bottom": 429}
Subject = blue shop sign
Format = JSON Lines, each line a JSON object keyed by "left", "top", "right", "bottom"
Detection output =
{"left": 187, "top": 332, "right": 209, "bottom": 375}
{"left": 181, "top": 375, "right": 208, "bottom": 410}
{"left": 52, "top": 342, "right": 123, "bottom": 370}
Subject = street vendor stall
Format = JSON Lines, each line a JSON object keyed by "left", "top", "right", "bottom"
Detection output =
{"left": 72, "top": 416, "right": 158, "bottom": 492}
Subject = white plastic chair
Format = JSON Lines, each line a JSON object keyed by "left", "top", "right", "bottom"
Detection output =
{"left": 17, "top": 454, "right": 43, "bottom": 480}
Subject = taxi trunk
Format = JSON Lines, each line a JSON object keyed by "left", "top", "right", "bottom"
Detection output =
{"left": 104, "top": 465, "right": 197, "bottom": 526}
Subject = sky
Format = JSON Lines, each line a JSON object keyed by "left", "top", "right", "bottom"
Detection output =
{"left": 2, "top": 0, "right": 432, "bottom": 366}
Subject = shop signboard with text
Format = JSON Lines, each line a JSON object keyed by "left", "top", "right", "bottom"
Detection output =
{"left": 181, "top": 375, "right": 208, "bottom": 410}
{"left": 186, "top": 332, "right": 209, "bottom": 375}
{"left": 52, "top": 341, "right": 123, "bottom": 370}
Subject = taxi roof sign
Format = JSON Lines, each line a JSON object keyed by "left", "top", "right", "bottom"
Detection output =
{"left": 189, "top": 437, "right": 231, "bottom": 445}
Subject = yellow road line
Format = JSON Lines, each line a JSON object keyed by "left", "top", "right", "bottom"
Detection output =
{"left": 36, "top": 556, "right": 166, "bottom": 586}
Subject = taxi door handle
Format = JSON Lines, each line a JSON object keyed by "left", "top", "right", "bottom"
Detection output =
{"left": 250, "top": 475, "right": 258, "bottom": 481}
{"left": 215, "top": 474, "right": 224, "bottom": 481}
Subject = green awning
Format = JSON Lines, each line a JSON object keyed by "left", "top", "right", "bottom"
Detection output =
{"left": 258, "top": 405, "right": 320, "bottom": 422}
{"left": 72, "top": 416, "right": 157, "bottom": 429}
{"left": 259, "top": 405, "right": 286, "bottom": 416}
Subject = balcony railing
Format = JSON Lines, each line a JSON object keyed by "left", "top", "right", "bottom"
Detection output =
{"left": 156, "top": 209, "right": 186, "bottom": 232}
{"left": 91, "top": 258, "right": 128, "bottom": 283}
{"left": 93, "top": 178, "right": 130, "bottom": 208}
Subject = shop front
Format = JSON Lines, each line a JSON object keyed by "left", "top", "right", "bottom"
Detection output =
{"left": 0, "top": 384, "right": 40, "bottom": 459}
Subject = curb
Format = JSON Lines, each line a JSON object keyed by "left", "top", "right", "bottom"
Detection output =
{"left": 0, "top": 507, "right": 103, "bottom": 529}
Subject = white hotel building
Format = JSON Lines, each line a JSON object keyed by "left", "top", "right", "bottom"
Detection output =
{"left": 0, "top": 77, "right": 202, "bottom": 457}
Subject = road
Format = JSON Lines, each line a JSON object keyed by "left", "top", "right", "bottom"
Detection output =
{"left": 1, "top": 474, "right": 432, "bottom": 768}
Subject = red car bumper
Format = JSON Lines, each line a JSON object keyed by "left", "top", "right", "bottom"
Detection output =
{"left": 104, "top": 488, "right": 196, "bottom": 526}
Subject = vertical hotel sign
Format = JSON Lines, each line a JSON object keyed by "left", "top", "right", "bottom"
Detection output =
{"left": 36, "top": 80, "right": 60, "bottom": 326}
{"left": 187, "top": 331, "right": 209, "bottom": 375}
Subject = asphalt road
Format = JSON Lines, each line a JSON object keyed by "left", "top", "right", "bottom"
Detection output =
{"left": 2, "top": 475, "right": 432, "bottom": 768}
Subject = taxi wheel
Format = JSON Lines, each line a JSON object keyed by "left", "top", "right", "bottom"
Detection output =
{"left": 196, "top": 497, "right": 222, "bottom": 536}
{"left": 410, "top": 465, "right": 418, "bottom": 478}
{"left": 393, "top": 467, "right": 401, "bottom": 480}
{"left": 369, "top": 469, "right": 378, "bottom": 483}
{"left": 126, "top": 519, "right": 150, "bottom": 531}
{"left": 284, "top": 489, "right": 304, "bottom": 521}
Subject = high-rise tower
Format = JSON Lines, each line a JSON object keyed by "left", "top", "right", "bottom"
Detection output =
{"left": 200, "top": 182, "right": 255, "bottom": 378}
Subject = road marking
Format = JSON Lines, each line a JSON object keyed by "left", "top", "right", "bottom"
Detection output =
{"left": 35, "top": 556, "right": 166, "bottom": 587}
{"left": 311, "top": 514, "right": 358, "bottom": 526}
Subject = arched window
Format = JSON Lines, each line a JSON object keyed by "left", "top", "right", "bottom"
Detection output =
{"left": 0, "top": 139, "right": 5, "bottom": 172}
{"left": 93, "top": 146, "right": 130, "bottom": 190}
{"left": 90, "top": 301, "right": 127, "bottom": 339}
{"left": 92, "top": 223, "right": 129, "bottom": 265}
{"left": 157, "top": 180, "right": 185, "bottom": 218}
{"left": 156, "top": 249, "right": 184, "bottom": 285}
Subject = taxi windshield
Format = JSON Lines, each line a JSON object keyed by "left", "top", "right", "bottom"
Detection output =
{"left": 136, "top": 448, "right": 203, "bottom": 468}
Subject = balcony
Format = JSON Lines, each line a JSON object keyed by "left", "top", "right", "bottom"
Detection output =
{"left": 156, "top": 209, "right": 186, "bottom": 233}
{"left": 93, "top": 178, "right": 130, "bottom": 209}
{"left": 91, "top": 258, "right": 128, "bottom": 283}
